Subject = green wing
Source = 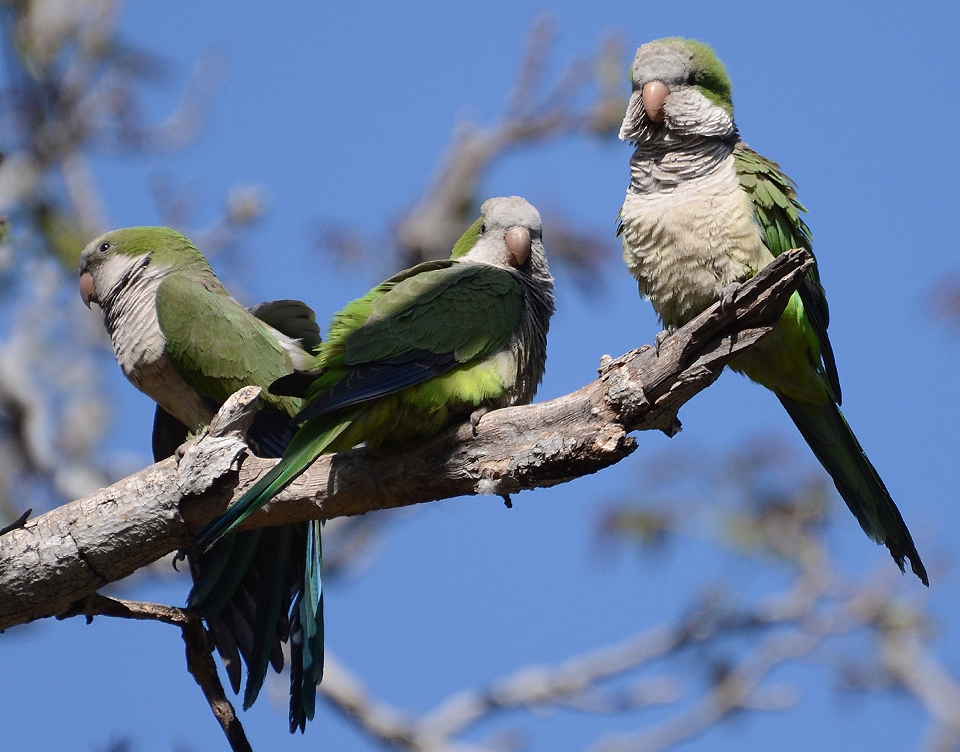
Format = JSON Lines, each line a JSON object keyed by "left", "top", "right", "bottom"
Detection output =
{"left": 733, "top": 143, "right": 813, "bottom": 258}
{"left": 300, "top": 261, "right": 524, "bottom": 417}
{"left": 348, "top": 261, "right": 523, "bottom": 363}
{"left": 734, "top": 142, "right": 840, "bottom": 401}
{"left": 156, "top": 275, "right": 302, "bottom": 416}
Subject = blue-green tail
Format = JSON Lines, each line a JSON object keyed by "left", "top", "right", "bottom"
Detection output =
{"left": 190, "top": 413, "right": 354, "bottom": 731}
{"left": 289, "top": 520, "right": 323, "bottom": 732}
{"left": 778, "top": 394, "right": 927, "bottom": 585}
{"left": 190, "top": 523, "right": 322, "bottom": 732}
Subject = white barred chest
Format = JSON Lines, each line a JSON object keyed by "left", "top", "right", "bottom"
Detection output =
{"left": 620, "top": 156, "right": 773, "bottom": 327}
{"left": 103, "top": 264, "right": 212, "bottom": 431}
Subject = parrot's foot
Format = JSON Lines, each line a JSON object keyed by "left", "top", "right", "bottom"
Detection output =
{"left": 501, "top": 494, "right": 513, "bottom": 508}
{"left": 470, "top": 407, "right": 489, "bottom": 435}
{"left": 654, "top": 326, "right": 677, "bottom": 356}
{"left": 718, "top": 282, "right": 740, "bottom": 313}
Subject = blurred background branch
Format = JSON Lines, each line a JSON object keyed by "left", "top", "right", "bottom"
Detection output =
{"left": 318, "top": 15, "right": 625, "bottom": 292}
{"left": 264, "top": 441, "right": 953, "bottom": 752}
{"left": 0, "top": 0, "right": 215, "bottom": 530}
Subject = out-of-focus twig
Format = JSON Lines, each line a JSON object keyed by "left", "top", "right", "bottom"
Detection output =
{"left": 929, "top": 276, "right": 960, "bottom": 334}
{"left": 306, "top": 431, "right": 953, "bottom": 752}
{"left": 319, "top": 17, "right": 627, "bottom": 281}
{"left": 308, "top": 497, "right": 952, "bottom": 752}
{"left": 0, "top": 0, "right": 242, "bottom": 535}
{"left": 309, "top": 530, "right": 948, "bottom": 752}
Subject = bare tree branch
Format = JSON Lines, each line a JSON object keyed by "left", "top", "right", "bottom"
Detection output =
{"left": 310, "top": 525, "right": 952, "bottom": 752}
{"left": 878, "top": 605, "right": 960, "bottom": 752}
{"left": 0, "top": 249, "right": 813, "bottom": 632}
{"left": 318, "top": 654, "right": 425, "bottom": 752}
{"left": 67, "top": 593, "right": 252, "bottom": 752}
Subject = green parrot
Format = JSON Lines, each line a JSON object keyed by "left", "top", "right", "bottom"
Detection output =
{"left": 78, "top": 227, "right": 324, "bottom": 731}
{"left": 192, "top": 196, "right": 555, "bottom": 574}
{"left": 617, "top": 38, "right": 927, "bottom": 584}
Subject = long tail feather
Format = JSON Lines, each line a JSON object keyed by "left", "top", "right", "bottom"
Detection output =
{"left": 188, "top": 412, "right": 354, "bottom": 732}
{"left": 243, "top": 524, "right": 294, "bottom": 709}
{"left": 188, "top": 530, "right": 262, "bottom": 611}
{"left": 289, "top": 520, "right": 323, "bottom": 733}
{"left": 778, "top": 394, "right": 928, "bottom": 585}
{"left": 193, "top": 414, "right": 356, "bottom": 551}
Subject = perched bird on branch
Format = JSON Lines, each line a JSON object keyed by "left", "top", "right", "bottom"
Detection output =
{"left": 617, "top": 37, "right": 926, "bottom": 584}
{"left": 193, "top": 194, "right": 556, "bottom": 630}
{"left": 79, "top": 227, "right": 324, "bottom": 731}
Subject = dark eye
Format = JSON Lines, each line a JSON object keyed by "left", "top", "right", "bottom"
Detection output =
{"left": 479, "top": 223, "right": 486, "bottom": 235}
{"left": 98, "top": 242, "right": 110, "bottom": 253}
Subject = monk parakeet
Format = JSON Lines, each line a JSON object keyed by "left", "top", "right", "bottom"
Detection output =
{"left": 78, "top": 227, "right": 324, "bottom": 731}
{"left": 617, "top": 38, "right": 927, "bottom": 584}
{"left": 193, "top": 196, "right": 555, "bottom": 575}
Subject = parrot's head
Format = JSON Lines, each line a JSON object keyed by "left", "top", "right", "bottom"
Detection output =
{"left": 78, "top": 226, "right": 206, "bottom": 309}
{"left": 620, "top": 37, "right": 735, "bottom": 144}
{"left": 454, "top": 196, "right": 554, "bottom": 291}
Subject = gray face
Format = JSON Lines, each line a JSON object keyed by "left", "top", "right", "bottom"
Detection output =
{"left": 78, "top": 234, "right": 121, "bottom": 308}
{"left": 621, "top": 41, "right": 735, "bottom": 144}
{"left": 77, "top": 232, "right": 151, "bottom": 311}
{"left": 468, "top": 196, "right": 548, "bottom": 276}
{"left": 630, "top": 40, "right": 693, "bottom": 90}
{"left": 479, "top": 196, "right": 542, "bottom": 233}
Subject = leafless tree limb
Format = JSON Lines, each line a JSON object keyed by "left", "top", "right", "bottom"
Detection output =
{"left": 304, "top": 506, "right": 956, "bottom": 752}
{"left": 0, "top": 249, "right": 813, "bottom": 632}
{"left": 64, "top": 592, "right": 252, "bottom": 752}
{"left": 317, "top": 654, "right": 425, "bottom": 752}
{"left": 309, "top": 530, "right": 952, "bottom": 752}
{"left": 878, "top": 605, "right": 960, "bottom": 752}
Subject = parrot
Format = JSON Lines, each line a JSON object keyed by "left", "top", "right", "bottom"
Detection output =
{"left": 616, "top": 37, "right": 927, "bottom": 584}
{"left": 191, "top": 196, "right": 555, "bottom": 581}
{"left": 78, "top": 226, "right": 324, "bottom": 731}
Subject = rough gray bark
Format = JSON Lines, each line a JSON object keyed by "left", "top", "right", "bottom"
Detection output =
{"left": 0, "top": 249, "right": 813, "bottom": 632}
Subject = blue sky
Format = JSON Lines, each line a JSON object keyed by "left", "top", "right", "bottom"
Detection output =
{"left": 2, "top": 2, "right": 959, "bottom": 751}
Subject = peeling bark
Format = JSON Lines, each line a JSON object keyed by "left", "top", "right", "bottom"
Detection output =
{"left": 0, "top": 249, "right": 813, "bottom": 631}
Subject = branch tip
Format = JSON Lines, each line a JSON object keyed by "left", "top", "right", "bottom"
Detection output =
{"left": 208, "top": 385, "right": 262, "bottom": 439}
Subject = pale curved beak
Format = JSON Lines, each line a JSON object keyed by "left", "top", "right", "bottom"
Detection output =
{"left": 504, "top": 226, "right": 531, "bottom": 268}
{"left": 79, "top": 271, "right": 97, "bottom": 308}
{"left": 641, "top": 80, "right": 669, "bottom": 124}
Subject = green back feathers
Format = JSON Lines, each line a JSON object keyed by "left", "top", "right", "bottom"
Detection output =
{"left": 304, "top": 259, "right": 524, "bottom": 408}
{"left": 345, "top": 263, "right": 523, "bottom": 364}
{"left": 298, "top": 204, "right": 533, "bottom": 412}
{"left": 156, "top": 275, "right": 302, "bottom": 416}
{"left": 319, "top": 260, "right": 456, "bottom": 370}
{"left": 317, "top": 210, "right": 490, "bottom": 373}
